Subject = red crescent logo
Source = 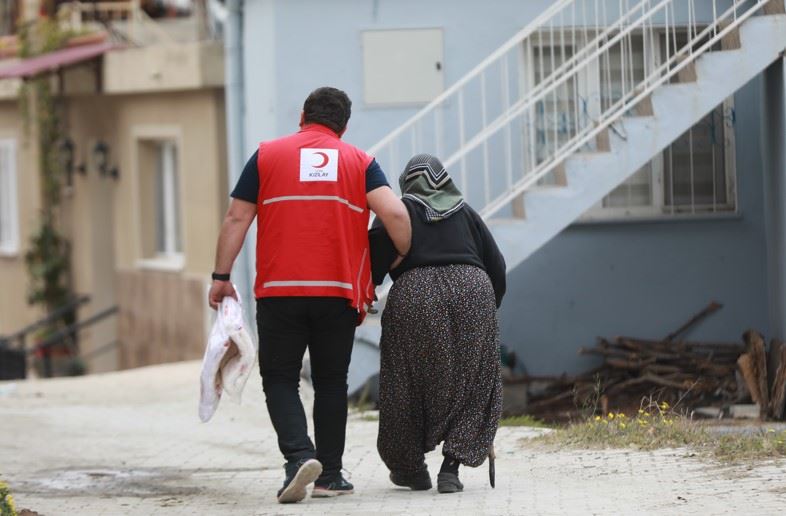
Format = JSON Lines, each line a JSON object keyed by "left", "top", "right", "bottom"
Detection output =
{"left": 312, "top": 151, "right": 330, "bottom": 168}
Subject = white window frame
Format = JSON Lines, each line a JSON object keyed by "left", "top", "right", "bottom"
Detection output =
{"left": 524, "top": 29, "right": 737, "bottom": 221}
{"left": 156, "top": 140, "right": 181, "bottom": 258}
{"left": 132, "top": 127, "right": 185, "bottom": 271}
{"left": 0, "top": 138, "right": 19, "bottom": 256}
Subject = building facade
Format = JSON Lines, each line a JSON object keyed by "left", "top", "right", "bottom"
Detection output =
{"left": 0, "top": 2, "right": 227, "bottom": 373}
{"left": 237, "top": 0, "right": 784, "bottom": 376}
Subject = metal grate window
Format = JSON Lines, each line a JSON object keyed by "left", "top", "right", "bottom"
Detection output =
{"left": 583, "top": 30, "right": 736, "bottom": 220}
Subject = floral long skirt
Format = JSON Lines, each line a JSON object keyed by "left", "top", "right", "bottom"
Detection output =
{"left": 377, "top": 264, "right": 502, "bottom": 472}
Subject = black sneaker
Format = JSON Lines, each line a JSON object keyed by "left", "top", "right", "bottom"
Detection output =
{"left": 277, "top": 458, "right": 323, "bottom": 504}
{"left": 390, "top": 468, "right": 432, "bottom": 490}
{"left": 311, "top": 476, "right": 354, "bottom": 497}
{"left": 437, "top": 472, "right": 464, "bottom": 494}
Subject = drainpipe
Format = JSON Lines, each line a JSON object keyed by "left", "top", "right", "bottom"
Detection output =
{"left": 223, "top": 0, "right": 255, "bottom": 326}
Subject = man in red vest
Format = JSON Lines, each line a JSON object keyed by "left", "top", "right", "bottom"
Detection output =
{"left": 208, "top": 87, "right": 411, "bottom": 503}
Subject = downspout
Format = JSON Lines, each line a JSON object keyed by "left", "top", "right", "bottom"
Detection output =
{"left": 223, "top": 0, "right": 255, "bottom": 325}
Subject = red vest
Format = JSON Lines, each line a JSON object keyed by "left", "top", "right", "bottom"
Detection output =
{"left": 255, "top": 124, "right": 375, "bottom": 323}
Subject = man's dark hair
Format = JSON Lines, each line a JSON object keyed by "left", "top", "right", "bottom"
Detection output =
{"left": 303, "top": 87, "right": 352, "bottom": 134}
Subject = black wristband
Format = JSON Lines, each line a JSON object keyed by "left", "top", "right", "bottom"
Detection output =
{"left": 211, "top": 272, "right": 230, "bottom": 281}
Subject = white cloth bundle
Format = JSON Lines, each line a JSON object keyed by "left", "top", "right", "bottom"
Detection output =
{"left": 199, "top": 289, "right": 257, "bottom": 422}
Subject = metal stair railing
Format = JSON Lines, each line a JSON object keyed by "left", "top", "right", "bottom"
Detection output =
{"left": 57, "top": 0, "right": 174, "bottom": 46}
{"left": 367, "top": 0, "right": 776, "bottom": 220}
{"left": 367, "top": 0, "right": 778, "bottom": 304}
{"left": 0, "top": 295, "right": 90, "bottom": 352}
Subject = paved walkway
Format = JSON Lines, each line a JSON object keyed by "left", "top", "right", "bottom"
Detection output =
{"left": 2, "top": 361, "right": 785, "bottom": 515}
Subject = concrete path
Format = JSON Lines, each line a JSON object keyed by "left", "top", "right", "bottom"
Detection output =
{"left": 2, "top": 361, "right": 785, "bottom": 515}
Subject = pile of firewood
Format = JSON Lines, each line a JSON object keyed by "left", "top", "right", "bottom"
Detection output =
{"left": 516, "top": 302, "right": 786, "bottom": 421}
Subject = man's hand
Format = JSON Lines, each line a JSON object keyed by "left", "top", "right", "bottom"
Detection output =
{"left": 208, "top": 198, "right": 256, "bottom": 310}
{"left": 208, "top": 280, "right": 238, "bottom": 310}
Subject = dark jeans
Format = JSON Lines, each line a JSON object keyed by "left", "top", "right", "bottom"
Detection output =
{"left": 257, "top": 296, "right": 357, "bottom": 481}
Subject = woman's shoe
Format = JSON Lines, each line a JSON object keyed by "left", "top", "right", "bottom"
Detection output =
{"left": 436, "top": 472, "right": 464, "bottom": 493}
{"left": 389, "top": 468, "right": 432, "bottom": 490}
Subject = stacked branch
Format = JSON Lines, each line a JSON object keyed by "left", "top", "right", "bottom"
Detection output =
{"left": 519, "top": 302, "right": 786, "bottom": 421}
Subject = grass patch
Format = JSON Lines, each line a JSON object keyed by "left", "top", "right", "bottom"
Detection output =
{"left": 531, "top": 401, "right": 786, "bottom": 463}
{"left": 499, "top": 415, "right": 550, "bottom": 428}
{"left": 0, "top": 480, "right": 17, "bottom": 516}
{"left": 359, "top": 412, "right": 379, "bottom": 422}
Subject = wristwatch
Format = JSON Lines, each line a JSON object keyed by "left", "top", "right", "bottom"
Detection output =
{"left": 211, "top": 272, "right": 231, "bottom": 281}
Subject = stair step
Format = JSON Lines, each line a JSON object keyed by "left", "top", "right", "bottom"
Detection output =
{"left": 719, "top": 20, "right": 742, "bottom": 51}
{"left": 765, "top": 0, "right": 786, "bottom": 15}
{"left": 675, "top": 56, "right": 698, "bottom": 83}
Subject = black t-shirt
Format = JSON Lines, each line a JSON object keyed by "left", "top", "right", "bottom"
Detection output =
{"left": 369, "top": 198, "right": 507, "bottom": 307}
{"left": 231, "top": 149, "right": 390, "bottom": 203}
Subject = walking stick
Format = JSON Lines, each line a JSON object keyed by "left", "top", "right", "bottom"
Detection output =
{"left": 488, "top": 445, "right": 496, "bottom": 488}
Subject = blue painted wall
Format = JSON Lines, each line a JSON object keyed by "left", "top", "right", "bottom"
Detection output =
{"left": 244, "top": 0, "right": 553, "bottom": 151}
{"left": 241, "top": 0, "right": 772, "bottom": 375}
{"left": 499, "top": 76, "right": 770, "bottom": 375}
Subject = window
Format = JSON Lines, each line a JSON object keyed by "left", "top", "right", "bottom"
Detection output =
{"left": 526, "top": 30, "right": 736, "bottom": 220}
{"left": 138, "top": 139, "right": 182, "bottom": 265}
{"left": 362, "top": 28, "right": 444, "bottom": 106}
{"left": 0, "top": 138, "right": 19, "bottom": 255}
{"left": 0, "top": 0, "right": 18, "bottom": 37}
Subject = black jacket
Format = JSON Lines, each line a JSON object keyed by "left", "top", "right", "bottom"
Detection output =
{"left": 369, "top": 198, "right": 506, "bottom": 307}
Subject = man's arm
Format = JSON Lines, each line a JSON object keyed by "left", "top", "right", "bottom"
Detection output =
{"left": 208, "top": 198, "right": 257, "bottom": 309}
{"left": 367, "top": 186, "right": 411, "bottom": 256}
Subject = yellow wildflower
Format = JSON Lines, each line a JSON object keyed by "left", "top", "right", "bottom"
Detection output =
{"left": 594, "top": 416, "right": 602, "bottom": 421}
{"left": 608, "top": 413, "right": 615, "bottom": 419}
{"left": 619, "top": 423, "right": 627, "bottom": 429}
{"left": 617, "top": 413, "right": 626, "bottom": 419}
{"left": 660, "top": 401, "right": 670, "bottom": 410}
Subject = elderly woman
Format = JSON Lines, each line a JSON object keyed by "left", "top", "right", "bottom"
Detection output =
{"left": 369, "top": 154, "right": 506, "bottom": 494}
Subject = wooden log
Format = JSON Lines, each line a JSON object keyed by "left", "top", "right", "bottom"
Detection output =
{"left": 743, "top": 330, "right": 769, "bottom": 419}
{"left": 737, "top": 353, "right": 761, "bottom": 405}
{"left": 527, "top": 389, "right": 580, "bottom": 411}
{"left": 641, "top": 364, "right": 682, "bottom": 375}
{"left": 664, "top": 301, "right": 723, "bottom": 342}
{"left": 768, "top": 340, "right": 783, "bottom": 394}
{"left": 578, "top": 346, "right": 625, "bottom": 357}
{"left": 770, "top": 342, "right": 786, "bottom": 420}
{"left": 617, "top": 336, "right": 742, "bottom": 351}
{"left": 605, "top": 357, "right": 657, "bottom": 370}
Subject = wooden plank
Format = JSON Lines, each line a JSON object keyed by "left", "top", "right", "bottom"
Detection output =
{"left": 743, "top": 330, "right": 769, "bottom": 419}
{"left": 770, "top": 342, "right": 786, "bottom": 420}
{"left": 737, "top": 353, "right": 760, "bottom": 405}
{"left": 768, "top": 340, "right": 783, "bottom": 394}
